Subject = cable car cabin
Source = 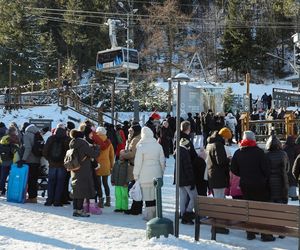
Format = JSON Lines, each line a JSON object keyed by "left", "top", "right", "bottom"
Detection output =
{"left": 96, "top": 47, "right": 139, "bottom": 73}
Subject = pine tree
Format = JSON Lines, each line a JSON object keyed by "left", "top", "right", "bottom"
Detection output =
{"left": 223, "top": 87, "right": 234, "bottom": 112}
{"left": 218, "top": 0, "right": 255, "bottom": 80}
{"left": 0, "top": 0, "right": 44, "bottom": 86}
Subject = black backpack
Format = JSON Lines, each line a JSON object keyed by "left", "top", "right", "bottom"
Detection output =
{"left": 49, "top": 138, "right": 64, "bottom": 162}
{"left": 0, "top": 144, "right": 14, "bottom": 162}
{"left": 32, "top": 132, "right": 44, "bottom": 157}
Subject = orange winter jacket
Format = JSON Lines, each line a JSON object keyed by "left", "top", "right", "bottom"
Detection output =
{"left": 93, "top": 132, "right": 115, "bottom": 176}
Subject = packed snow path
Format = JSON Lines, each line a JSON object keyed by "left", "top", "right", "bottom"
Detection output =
{"left": 0, "top": 157, "right": 297, "bottom": 250}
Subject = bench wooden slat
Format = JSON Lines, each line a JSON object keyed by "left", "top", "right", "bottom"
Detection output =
{"left": 200, "top": 210, "right": 248, "bottom": 222}
{"left": 200, "top": 218, "right": 299, "bottom": 237}
{"left": 248, "top": 216, "right": 298, "bottom": 228}
{"left": 198, "top": 196, "right": 248, "bottom": 208}
{"left": 195, "top": 196, "right": 300, "bottom": 246}
{"left": 249, "top": 201, "right": 299, "bottom": 213}
{"left": 249, "top": 208, "right": 298, "bottom": 221}
{"left": 200, "top": 204, "right": 247, "bottom": 215}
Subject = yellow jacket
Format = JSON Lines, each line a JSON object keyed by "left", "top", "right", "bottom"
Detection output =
{"left": 95, "top": 133, "right": 115, "bottom": 176}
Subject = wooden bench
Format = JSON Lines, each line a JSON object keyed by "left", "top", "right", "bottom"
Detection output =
{"left": 194, "top": 196, "right": 300, "bottom": 249}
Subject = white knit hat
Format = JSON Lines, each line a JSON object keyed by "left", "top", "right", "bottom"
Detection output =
{"left": 56, "top": 122, "right": 65, "bottom": 129}
{"left": 96, "top": 126, "right": 107, "bottom": 135}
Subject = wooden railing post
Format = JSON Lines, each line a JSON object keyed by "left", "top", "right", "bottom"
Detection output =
{"left": 98, "top": 107, "right": 104, "bottom": 126}
{"left": 285, "top": 112, "right": 295, "bottom": 138}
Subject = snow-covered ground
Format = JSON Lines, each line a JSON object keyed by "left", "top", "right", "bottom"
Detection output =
{"left": 0, "top": 156, "right": 298, "bottom": 250}
{"left": 0, "top": 105, "right": 298, "bottom": 250}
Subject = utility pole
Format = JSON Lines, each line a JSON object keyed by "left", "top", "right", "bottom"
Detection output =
{"left": 168, "top": 78, "right": 172, "bottom": 114}
{"left": 111, "top": 80, "right": 116, "bottom": 124}
{"left": 246, "top": 73, "right": 250, "bottom": 131}
{"left": 126, "top": 6, "right": 130, "bottom": 86}
{"left": 91, "top": 79, "right": 94, "bottom": 106}
{"left": 8, "top": 59, "right": 12, "bottom": 108}
{"left": 57, "top": 59, "right": 61, "bottom": 88}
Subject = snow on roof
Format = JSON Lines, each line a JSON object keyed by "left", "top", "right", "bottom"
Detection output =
{"left": 156, "top": 79, "right": 298, "bottom": 97}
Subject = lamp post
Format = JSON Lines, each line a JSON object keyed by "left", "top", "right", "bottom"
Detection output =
{"left": 170, "top": 73, "right": 190, "bottom": 238}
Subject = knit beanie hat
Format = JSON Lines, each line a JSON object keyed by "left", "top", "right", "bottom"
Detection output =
{"left": 67, "top": 121, "right": 75, "bottom": 131}
{"left": 56, "top": 123, "right": 65, "bottom": 129}
{"left": 8, "top": 126, "right": 17, "bottom": 136}
{"left": 96, "top": 126, "right": 107, "bottom": 135}
{"left": 131, "top": 124, "right": 142, "bottom": 134}
{"left": 218, "top": 127, "right": 232, "bottom": 140}
{"left": 70, "top": 129, "right": 84, "bottom": 139}
{"left": 84, "top": 126, "right": 93, "bottom": 138}
{"left": 243, "top": 130, "right": 256, "bottom": 141}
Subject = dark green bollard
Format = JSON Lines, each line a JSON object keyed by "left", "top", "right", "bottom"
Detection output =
{"left": 146, "top": 178, "right": 174, "bottom": 239}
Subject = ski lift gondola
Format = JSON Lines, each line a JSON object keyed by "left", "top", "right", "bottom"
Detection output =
{"left": 96, "top": 47, "right": 139, "bottom": 73}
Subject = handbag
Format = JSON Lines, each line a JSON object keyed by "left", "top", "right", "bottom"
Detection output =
{"left": 129, "top": 180, "right": 142, "bottom": 201}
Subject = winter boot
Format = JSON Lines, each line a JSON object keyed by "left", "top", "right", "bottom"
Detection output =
{"left": 246, "top": 232, "right": 256, "bottom": 240}
{"left": 214, "top": 227, "right": 230, "bottom": 234}
{"left": 104, "top": 196, "right": 111, "bottom": 207}
{"left": 181, "top": 212, "right": 194, "bottom": 225}
{"left": 124, "top": 200, "right": 143, "bottom": 215}
{"left": 73, "top": 209, "right": 90, "bottom": 217}
{"left": 26, "top": 197, "right": 37, "bottom": 203}
{"left": 98, "top": 198, "right": 104, "bottom": 208}
{"left": 261, "top": 234, "right": 275, "bottom": 242}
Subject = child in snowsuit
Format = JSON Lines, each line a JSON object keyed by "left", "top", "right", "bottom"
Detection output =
{"left": 111, "top": 160, "right": 129, "bottom": 212}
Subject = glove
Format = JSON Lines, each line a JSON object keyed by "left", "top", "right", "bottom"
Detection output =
{"left": 17, "top": 160, "right": 26, "bottom": 168}
{"left": 190, "top": 185, "right": 195, "bottom": 191}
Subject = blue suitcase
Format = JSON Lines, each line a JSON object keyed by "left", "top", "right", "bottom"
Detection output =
{"left": 7, "top": 163, "right": 29, "bottom": 203}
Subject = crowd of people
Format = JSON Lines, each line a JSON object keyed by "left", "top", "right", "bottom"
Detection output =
{"left": 0, "top": 109, "right": 299, "bottom": 244}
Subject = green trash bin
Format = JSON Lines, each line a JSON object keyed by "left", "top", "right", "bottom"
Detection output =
{"left": 146, "top": 178, "right": 174, "bottom": 239}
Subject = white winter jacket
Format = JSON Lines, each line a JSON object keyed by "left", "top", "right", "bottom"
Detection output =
{"left": 133, "top": 127, "right": 165, "bottom": 187}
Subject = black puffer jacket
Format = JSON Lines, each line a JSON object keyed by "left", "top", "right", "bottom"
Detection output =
{"left": 283, "top": 136, "right": 297, "bottom": 187}
{"left": 206, "top": 131, "right": 230, "bottom": 189}
{"left": 174, "top": 131, "right": 197, "bottom": 161}
{"left": 231, "top": 142, "right": 269, "bottom": 191}
{"left": 265, "top": 136, "right": 289, "bottom": 203}
{"left": 178, "top": 145, "right": 195, "bottom": 187}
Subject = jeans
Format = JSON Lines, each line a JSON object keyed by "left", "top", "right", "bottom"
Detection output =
{"left": 179, "top": 186, "right": 197, "bottom": 215}
{"left": 47, "top": 167, "right": 67, "bottom": 203}
{"left": 28, "top": 163, "right": 40, "bottom": 199}
{"left": 0, "top": 165, "right": 10, "bottom": 194}
{"left": 213, "top": 188, "right": 225, "bottom": 198}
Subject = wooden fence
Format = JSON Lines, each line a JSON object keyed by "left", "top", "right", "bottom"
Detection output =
{"left": 241, "top": 112, "right": 300, "bottom": 141}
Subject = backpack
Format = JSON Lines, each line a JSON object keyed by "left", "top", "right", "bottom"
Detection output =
{"left": 49, "top": 138, "right": 64, "bottom": 162}
{"left": 0, "top": 144, "right": 14, "bottom": 162}
{"left": 116, "top": 130, "right": 123, "bottom": 144}
{"left": 31, "top": 132, "right": 44, "bottom": 157}
{"left": 64, "top": 148, "right": 86, "bottom": 171}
